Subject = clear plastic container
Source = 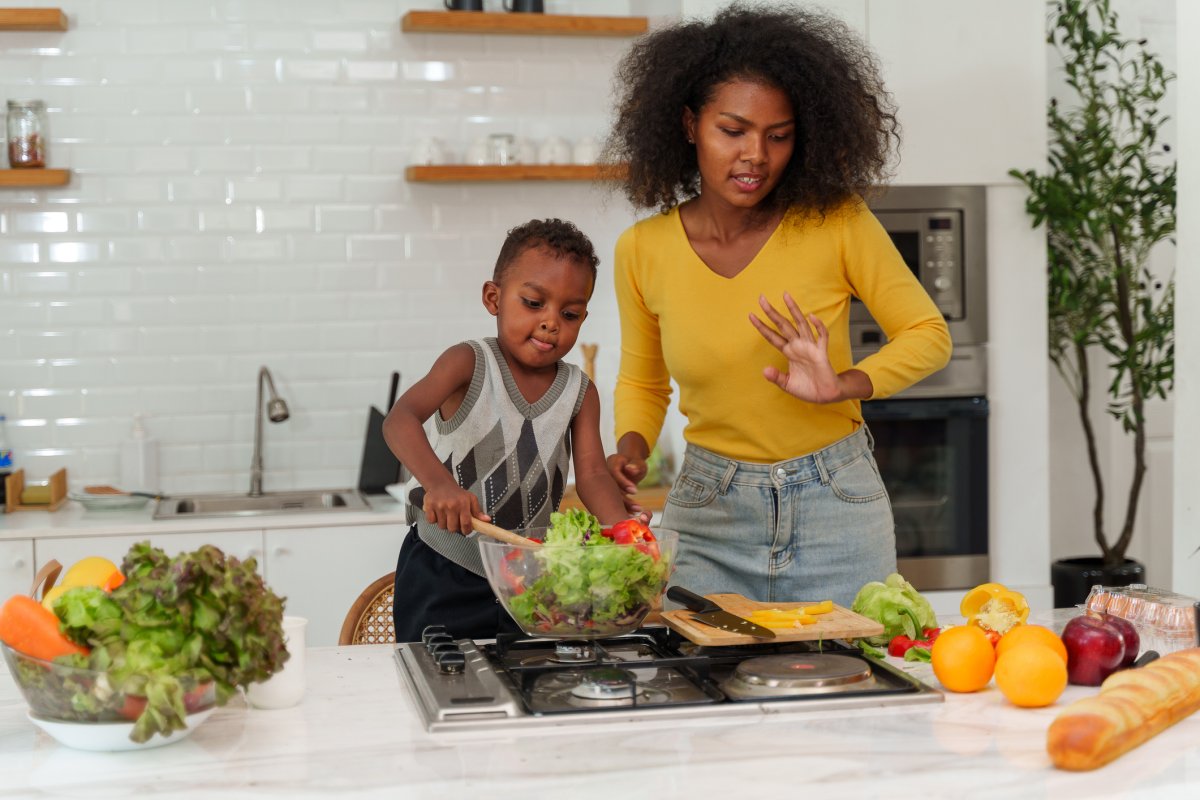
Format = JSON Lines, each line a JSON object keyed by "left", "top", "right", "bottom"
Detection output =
{"left": 6, "top": 100, "right": 47, "bottom": 168}
{"left": 1084, "top": 583, "right": 1198, "bottom": 655}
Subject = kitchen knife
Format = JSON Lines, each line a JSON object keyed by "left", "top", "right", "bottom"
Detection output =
{"left": 666, "top": 586, "right": 777, "bottom": 640}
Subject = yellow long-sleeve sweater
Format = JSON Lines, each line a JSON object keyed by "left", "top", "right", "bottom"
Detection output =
{"left": 613, "top": 200, "right": 953, "bottom": 463}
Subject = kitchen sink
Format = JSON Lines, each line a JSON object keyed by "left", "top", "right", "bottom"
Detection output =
{"left": 153, "top": 489, "right": 371, "bottom": 520}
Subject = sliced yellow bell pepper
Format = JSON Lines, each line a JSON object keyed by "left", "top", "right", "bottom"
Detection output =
{"left": 959, "top": 582, "right": 1029, "bottom": 635}
{"left": 801, "top": 600, "right": 834, "bottom": 616}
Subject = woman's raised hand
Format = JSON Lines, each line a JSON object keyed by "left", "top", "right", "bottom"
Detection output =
{"left": 749, "top": 292, "right": 844, "bottom": 404}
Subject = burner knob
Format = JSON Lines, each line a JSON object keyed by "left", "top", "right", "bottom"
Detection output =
{"left": 421, "top": 625, "right": 449, "bottom": 646}
{"left": 435, "top": 650, "right": 466, "bottom": 675}
{"left": 424, "top": 635, "right": 455, "bottom": 652}
{"left": 428, "top": 641, "right": 461, "bottom": 658}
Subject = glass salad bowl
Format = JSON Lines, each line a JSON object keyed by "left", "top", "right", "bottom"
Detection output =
{"left": 479, "top": 527, "right": 678, "bottom": 639}
{"left": 1, "top": 642, "right": 217, "bottom": 751}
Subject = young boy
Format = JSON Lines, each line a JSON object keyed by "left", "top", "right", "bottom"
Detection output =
{"left": 383, "top": 219, "right": 640, "bottom": 642}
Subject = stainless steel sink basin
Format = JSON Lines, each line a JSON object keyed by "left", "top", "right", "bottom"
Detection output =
{"left": 153, "top": 489, "right": 371, "bottom": 520}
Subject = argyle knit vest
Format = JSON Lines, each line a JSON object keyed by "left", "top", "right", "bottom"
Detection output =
{"left": 402, "top": 338, "right": 588, "bottom": 576}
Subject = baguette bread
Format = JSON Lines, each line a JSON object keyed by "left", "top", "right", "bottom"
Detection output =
{"left": 1047, "top": 647, "right": 1200, "bottom": 770}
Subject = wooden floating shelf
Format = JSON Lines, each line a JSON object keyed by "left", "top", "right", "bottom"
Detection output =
{"left": 405, "top": 164, "right": 624, "bottom": 183}
{"left": 0, "top": 168, "right": 71, "bottom": 187}
{"left": 401, "top": 10, "right": 647, "bottom": 37}
{"left": 0, "top": 8, "right": 68, "bottom": 31}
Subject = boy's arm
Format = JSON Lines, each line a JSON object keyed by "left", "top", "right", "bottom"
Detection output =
{"left": 382, "top": 343, "right": 487, "bottom": 533}
{"left": 570, "top": 382, "right": 646, "bottom": 526}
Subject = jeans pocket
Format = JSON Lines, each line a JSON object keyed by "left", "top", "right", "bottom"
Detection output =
{"left": 666, "top": 469, "right": 719, "bottom": 509}
{"left": 828, "top": 454, "right": 888, "bottom": 504}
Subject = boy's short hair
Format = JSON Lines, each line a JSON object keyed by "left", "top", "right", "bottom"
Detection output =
{"left": 493, "top": 219, "right": 600, "bottom": 288}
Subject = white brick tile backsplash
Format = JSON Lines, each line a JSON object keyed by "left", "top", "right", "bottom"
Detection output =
{"left": 7, "top": 211, "right": 71, "bottom": 234}
{"left": 76, "top": 328, "right": 139, "bottom": 356}
{"left": 0, "top": 242, "right": 41, "bottom": 264}
{"left": 1, "top": 0, "right": 637, "bottom": 489}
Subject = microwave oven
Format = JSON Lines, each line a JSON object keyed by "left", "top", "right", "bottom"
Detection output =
{"left": 852, "top": 185, "right": 988, "bottom": 400}
{"left": 852, "top": 185, "right": 988, "bottom": 350}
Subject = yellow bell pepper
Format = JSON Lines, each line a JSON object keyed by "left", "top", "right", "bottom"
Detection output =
{"left": 959, "top": 582, "right": 1029, "bottom": 635}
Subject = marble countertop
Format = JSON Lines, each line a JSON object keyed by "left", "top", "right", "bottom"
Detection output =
{"left": 0, "top": 495, "right": 408, "bottom": 541}
{"left": 2, "top": 643, "right": 1198, "bottom": 799}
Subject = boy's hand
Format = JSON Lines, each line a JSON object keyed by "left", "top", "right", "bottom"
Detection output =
{"left": 422, "top": 483, "right": 488, "bottom": 535}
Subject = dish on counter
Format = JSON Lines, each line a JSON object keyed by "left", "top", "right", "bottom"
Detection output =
{"left": 68, "top": 492, "right": 153, "bottom": 511}
{"left": 27, "top": 707, "right": 215, "bottom": 752}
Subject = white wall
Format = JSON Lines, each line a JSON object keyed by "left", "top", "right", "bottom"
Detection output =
{"left": 1044, "top": 0, "right": 1179, "bottom": 589}
{"left": 2, "top": 0, "right": 1052, "bottom": 594}
{"left": 1173, "top": 0, "right": 1200, "bottom": 597}
{"left": 1, "top": 0, "right": 641, "bottom": 494}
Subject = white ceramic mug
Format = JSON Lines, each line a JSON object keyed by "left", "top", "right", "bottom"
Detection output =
{"left": 515, "top": 137, "right": 537, "bottom": 165}
{"left": 572, "top": 136, "right": 600, "bottom": 165}
{"left": 538, "top": 136, "right": 572, "bottom": 165}
{"left": 465, "top": 137, "right": 490, "bottom": 165}
{"left": 410, "top": 137, "right": 446, "bottom": 166}
{"left": 246, "top": 616, "right": 307, "bottom": 710}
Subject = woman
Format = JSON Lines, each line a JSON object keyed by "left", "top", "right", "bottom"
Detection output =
{"left": 602, "top": 3, "right": 951, "bottom": 606}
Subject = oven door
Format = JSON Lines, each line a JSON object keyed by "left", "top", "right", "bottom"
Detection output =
{"left": 862, "top": 395, "right": 989, "bottom": 591}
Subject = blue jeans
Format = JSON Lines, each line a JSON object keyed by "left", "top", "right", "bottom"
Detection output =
{"left": 660, "top": 426, "right": 896, "bottom": 608}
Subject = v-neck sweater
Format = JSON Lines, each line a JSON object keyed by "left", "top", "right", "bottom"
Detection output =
{"left": 612, "top": 200, "right": 952, "bottom": 463}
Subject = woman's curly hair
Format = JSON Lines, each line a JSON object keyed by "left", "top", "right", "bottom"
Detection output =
{"left": 603, "top": 1, "right": 900, "bottom": 216}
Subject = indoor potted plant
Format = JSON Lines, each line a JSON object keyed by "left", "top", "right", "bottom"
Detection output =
{"left": 1010, "top": 0, "right": 1176, "bottom": 607}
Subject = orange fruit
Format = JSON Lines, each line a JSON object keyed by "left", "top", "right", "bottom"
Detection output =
{"left": 931, "top": 625, "right": 996, "bottom": 692}
{"left": 996, "top": 624, "right": 1068, "bottom": 665}
{"left": 994, "top": 643, "right": 1068, "bottom": 707}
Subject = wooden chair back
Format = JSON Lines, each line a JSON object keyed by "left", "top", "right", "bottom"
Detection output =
{"left": 338, "top": 572, "right": 396, "bottom": 646}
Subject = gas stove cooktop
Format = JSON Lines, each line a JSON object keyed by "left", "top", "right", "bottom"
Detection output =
{"left": 394, "top": 626, "right": 942, "bottom": 733}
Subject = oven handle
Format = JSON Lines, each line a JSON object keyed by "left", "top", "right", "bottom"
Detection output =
{"left": 861, "top": 395, "right": 988, "bottom": 421}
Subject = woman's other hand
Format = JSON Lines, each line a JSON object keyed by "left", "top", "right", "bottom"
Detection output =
{"left": 751, "top": 292, "right": 856, "bottom": 403}
{"left": 606, "top": 432, "right": 651, "bottom": 515}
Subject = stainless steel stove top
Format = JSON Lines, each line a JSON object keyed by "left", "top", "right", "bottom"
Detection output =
{"left": 394, "top": 627, "right": 942, "bottom": 733}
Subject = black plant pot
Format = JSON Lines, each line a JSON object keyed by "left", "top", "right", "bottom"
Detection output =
{"left": 1050, "top": 556, "right": 1146, "bottom": 608}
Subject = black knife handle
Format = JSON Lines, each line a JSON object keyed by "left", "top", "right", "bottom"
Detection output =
{"left": 666, "top": 586, "right": 718, "bottom": 614}
{"left": 1133, "top": 650, "right": 1160, "bottom": 669}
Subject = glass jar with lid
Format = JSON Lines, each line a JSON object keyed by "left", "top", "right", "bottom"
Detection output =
{"left": 6, "top": 100, "right": 47, "bottom": 169}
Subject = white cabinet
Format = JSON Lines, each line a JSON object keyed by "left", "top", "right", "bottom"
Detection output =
{"left": 34, "top": 531, "right": 266, "bottom": 578}
{"left": 0, "top": 539, "right": 35, "bottom": 600}
{"left": 867, "top": 0, "right": 1044, "bottom": 185}
{"left": 263, "top": 524, "right": 406, "bottom": 647}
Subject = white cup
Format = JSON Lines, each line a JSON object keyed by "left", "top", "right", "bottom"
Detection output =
{"left": 410, "top": 137, "right": 447, "bottom": 166}
{"left": 515, "top": 137, "right": 537, "bottom": 165}
{"left": 572, "top": 136, "right": 600, "bottom": 164}
{"left": 538, "top": 136, "right": 572, "bottom": 165}
{"left": 466, "top": 137, "right": 490, "bottom": 165}
{"left": 246, "top": 616, "right": 307, "bottom": 710}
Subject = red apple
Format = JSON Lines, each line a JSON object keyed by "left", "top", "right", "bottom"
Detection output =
{"left": 1102, "top": 613, "right": 1140, "bottom": 668}
{"left": 1061, "top": 614, "right": 1126, "bottom": 686}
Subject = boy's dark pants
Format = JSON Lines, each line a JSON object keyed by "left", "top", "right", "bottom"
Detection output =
{"left": 392, "top": 525, "right": 521, "bottom": 643}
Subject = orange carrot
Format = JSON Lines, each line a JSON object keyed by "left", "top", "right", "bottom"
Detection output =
{"left": 102, "top": 571, "right": 125, "bottom": 592}
{"left": 0, "top": 595, "right": 89, "bottom": 661}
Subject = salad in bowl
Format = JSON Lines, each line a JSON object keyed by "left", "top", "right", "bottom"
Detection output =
{"left": 479, "top": 509, "right": 676, "bottom": 638}
{"left": 0, "top": 543, "right": 290, "bottom": 747}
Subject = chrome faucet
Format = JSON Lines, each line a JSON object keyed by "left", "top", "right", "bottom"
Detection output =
{"left": 250, "top": 366, "right": 290, "bottom": 497}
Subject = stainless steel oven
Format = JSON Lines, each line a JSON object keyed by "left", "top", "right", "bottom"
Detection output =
{"left": 856, "top": 186, "right": 989, "bottom": 591}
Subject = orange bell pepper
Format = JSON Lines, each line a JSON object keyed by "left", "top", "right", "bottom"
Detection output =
{"left": 959, "top": 582, "right": 1029, "bottom": 635}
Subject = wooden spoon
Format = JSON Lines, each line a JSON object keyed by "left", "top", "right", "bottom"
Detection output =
{"left": 83, "top": 485, "right": 162, "bottom": 499}
{"left": 471, "top": 518, "right": 541, "bottom": 547}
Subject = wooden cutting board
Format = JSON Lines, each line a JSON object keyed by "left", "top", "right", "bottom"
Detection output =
{"left": 660, "top": 593, "right": 884, "bottom": 646}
